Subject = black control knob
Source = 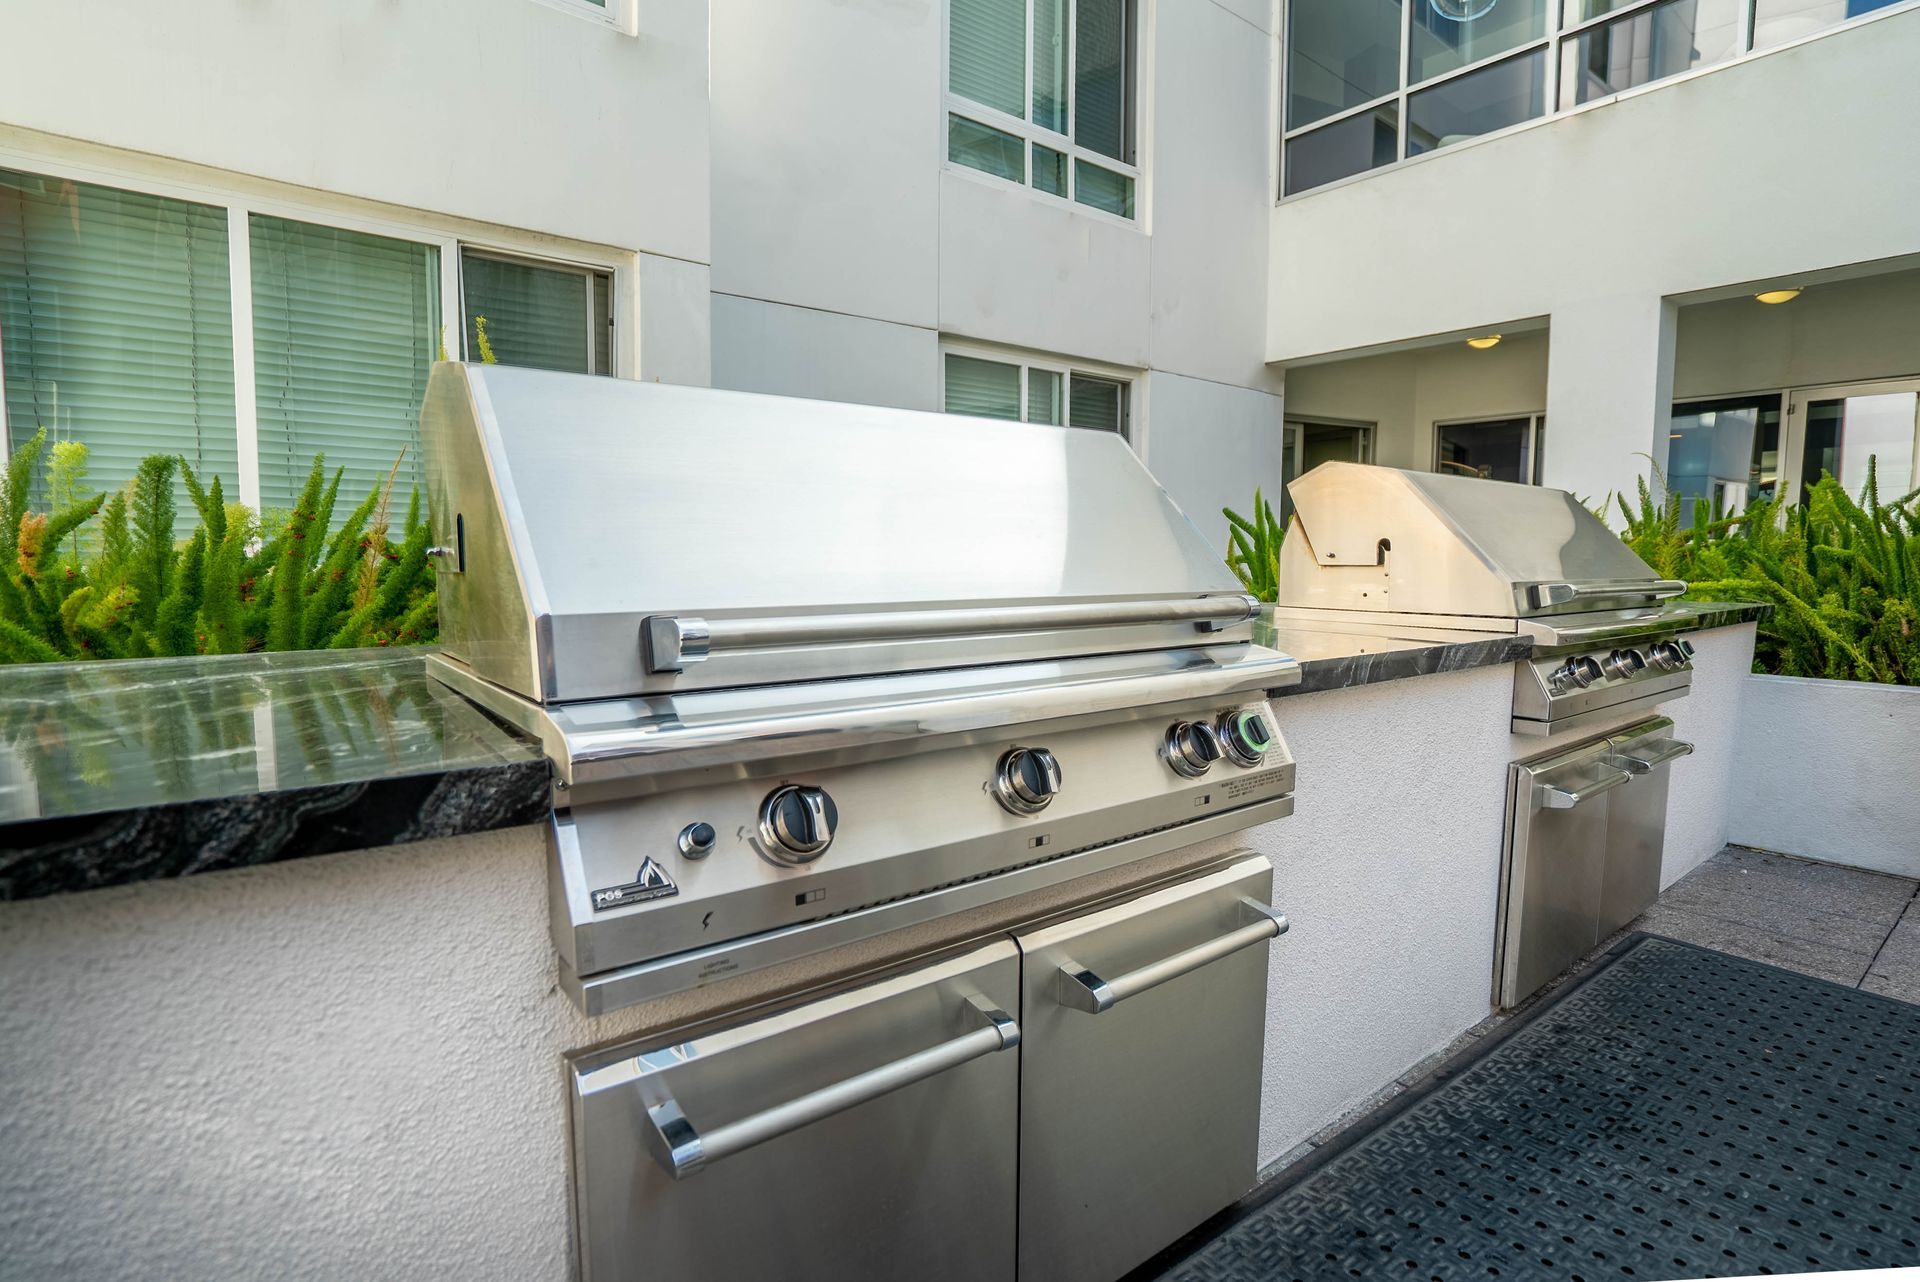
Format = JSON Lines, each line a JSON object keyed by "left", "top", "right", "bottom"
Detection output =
{"left": 1163, "top": 721, "right": 1224, "bottom": 778}
{"left": 1601, "top": 648, "right": 1647, "bottom": 681}
{"left": 1218, "top": 708, "right": 1275, "bottom": 767}
{"left": 759, "top": 785, "right": 838, "bottom": 864}
{"left": 1647, "top": 641, "right": 1687, "bottom": 672}
{"left": 1557, "top": 656, "right": 1603, "bottom": 689}
{"left": 993, "top": 746, "right": 1062, "bottom": 815}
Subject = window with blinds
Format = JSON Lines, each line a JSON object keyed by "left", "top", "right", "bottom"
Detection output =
{"left": 249, "top": 215, "right": 440, "bottom": 514}
{"left": 943, "top": 352, "right": 1129, "bottom": 437}
{"left": 946, "top": 0, "right": 1138, "bottom": 218}
{"left": 0, "top": 170, "right": 238, "bottom": 504}
{"left": 460, "top": 250, "right": 613, "bottom": 376}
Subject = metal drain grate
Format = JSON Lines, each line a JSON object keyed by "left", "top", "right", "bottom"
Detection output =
{"left": 1151, "top": 935, "right": 1920, "bottom": 1281}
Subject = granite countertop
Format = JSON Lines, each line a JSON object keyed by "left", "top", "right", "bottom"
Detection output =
{"left": 0, "top": 649, "right": 548, "bottom": 901}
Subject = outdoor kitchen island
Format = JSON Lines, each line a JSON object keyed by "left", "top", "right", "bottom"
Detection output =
{"left": 0, "top": 608, "right": 1764, "bottom": 1281}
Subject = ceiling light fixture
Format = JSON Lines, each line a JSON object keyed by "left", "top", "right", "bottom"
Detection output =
{"left": 1430, "top": 0, "right": 1499, "bottom": 19}
{"left": 1466, "top": 334, "right": 1502, "bottom": 350}
{"left": 1754, "top": 288, "right": 1803, "bottom": 305}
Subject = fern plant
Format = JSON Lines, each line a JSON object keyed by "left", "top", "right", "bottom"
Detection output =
{"left": 0, "top": 430, "right": 437, "bottom": 664}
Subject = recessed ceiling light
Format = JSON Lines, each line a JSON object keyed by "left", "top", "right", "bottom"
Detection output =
{"left": 1466, "top": 334, "right": 1502, "bottom": 350}
{"left": 1754, "top": 288, "right": 1803, "bottom": 305}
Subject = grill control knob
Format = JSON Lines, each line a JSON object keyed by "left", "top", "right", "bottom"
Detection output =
{"left": 1677, "top": 637, "right": 1695, "bottom": 660}
{"left": 1601, "top": 648, "right": 1647, "bottom": 681}
{"left": 1163, "top": 721, "right": 1225, "bottom": 778}
{"left": 1218, "top": 709, "right": 1275, "bottom": 767}
{"left": 1648, "top": 641, "right": 1687, "bottom": 672}
{"left": 993, "top": 746, "right": 1062, "bottom": 815}
{"left": 759, "top": 785, "right": 838, "bottom": 864}
{"left": 1556, "top": 656, "right": 1604, "bottom": 689}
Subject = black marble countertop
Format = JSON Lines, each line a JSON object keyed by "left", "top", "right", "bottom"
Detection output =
{"left": 0, "top": 649, "right": 548, "bottom": 901}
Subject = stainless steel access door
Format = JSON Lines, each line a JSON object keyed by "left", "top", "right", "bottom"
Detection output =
{"left": 1015, "top": 853, "right": 1284, "bottom": 1282}
{"left": 567, "top": 940, "right": 1022, "bottom": 1282}
{"left": 1496, "top": 717, "right": 1693, "bottom": 1008}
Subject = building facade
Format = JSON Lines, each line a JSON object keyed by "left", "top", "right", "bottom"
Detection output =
{"left": 1, "top": 0, "right": 1915, "bottom": 554}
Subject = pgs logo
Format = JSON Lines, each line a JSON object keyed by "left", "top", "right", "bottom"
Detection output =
{"left": 589, "top": 857, "right": 679, "bottom": 912}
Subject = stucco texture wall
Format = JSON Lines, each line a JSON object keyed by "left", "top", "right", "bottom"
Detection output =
{"left": 1729, "top": 674, "right": 1920, "bottom": 877}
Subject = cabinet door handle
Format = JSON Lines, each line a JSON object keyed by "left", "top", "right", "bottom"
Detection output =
{"left": 1536, "top": 765, "right": 1633, "bottom": 809}
{"left": 1607, "top": 738, "right": 1695, "bottom": 775}
{"left": 1057, "top": 898, "right": 1288, "bottom": 1015}
{"left": 640, "top": 994, "right": 1019, "bottom": 1179}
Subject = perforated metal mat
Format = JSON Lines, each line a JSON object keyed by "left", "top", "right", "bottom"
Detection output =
{"left": 1143, "top": 934, "right": 1920, "bottom": 1281}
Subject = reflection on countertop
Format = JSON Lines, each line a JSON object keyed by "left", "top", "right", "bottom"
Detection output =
{"left": 1259, "top": 619, "right": 1535, "bottom": 697}
{"left": 0, "top": 649, "right": 548, "bottom": 901}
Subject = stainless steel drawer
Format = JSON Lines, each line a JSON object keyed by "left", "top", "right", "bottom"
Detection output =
{"left": 1014, "top": 853, "right": 1282, "bottom": 1282}
{"left": 567, "top": 939, "right": 1022, "bottom": 1282}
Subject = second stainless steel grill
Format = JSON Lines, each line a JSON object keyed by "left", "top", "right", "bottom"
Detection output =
{"left": 1272, "top": 462, "right": 1716, "bottom": 734}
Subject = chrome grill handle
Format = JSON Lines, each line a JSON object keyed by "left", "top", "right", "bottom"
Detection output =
{"left": 638, "top": 994, "right": 1020, "bottom": 1179}
{"left": 1528, "top": 580, "right": 1688, "bottom": 609}
{"left": 1536, "top": 765, "right": 1633, "bottom": 809}
{"left": 642, "top": 596, "right": 1260, "bottom": 673}
{"left": 1606, "top": 738, "right": 1695, "bottom": 776}
{"left": 1056, "top": 897, "right": 1288, "bottom": 1015}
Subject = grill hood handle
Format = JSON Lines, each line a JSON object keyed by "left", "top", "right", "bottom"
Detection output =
{"left": 1528, "top": 580, "right": 1688, "bottom": 610}
{"left": 643, "top": 596, "right": 1260, "bottom": 673}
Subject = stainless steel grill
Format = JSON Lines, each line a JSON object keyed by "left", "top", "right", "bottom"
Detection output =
{"left": 1271, "top": 462, "right": 1714, "bottom": 735}
{"left": 420, "top": 363, "right": 1301, "bottom": 1014}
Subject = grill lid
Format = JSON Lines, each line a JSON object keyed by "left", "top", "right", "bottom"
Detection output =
{"left": 1274, "top": 462, "right": 1682, "bottom": 621}
{"left": 422, "top": 364, "right": 1255, "bottom": 703}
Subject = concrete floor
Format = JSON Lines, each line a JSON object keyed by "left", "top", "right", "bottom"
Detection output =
{"left": 1267, "top": 843, "right": 1920, "bottom": 1173}
{"left": 1631, "top": 843, "right": 1920, "bottom": 999}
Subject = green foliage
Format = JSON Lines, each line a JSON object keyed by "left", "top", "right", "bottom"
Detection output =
{"left": 1222, "top": 490, "right": 1287, "bottom": 602}
{"left": 1616, "top": 460, "right": 1919, "bottom": 685}
{"left": 0, "top": 432, "right": 437, "bottom": 664}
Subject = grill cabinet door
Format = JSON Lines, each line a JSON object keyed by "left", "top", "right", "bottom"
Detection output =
{"left": 1014, "top": 853, "right": 1281, "bottom": 1282}
{"left": 1599, "top": 720, "right": 1693, "bottom": 932}
{"left": 567, "top": 940, "right": 1021, "bottom": 1282}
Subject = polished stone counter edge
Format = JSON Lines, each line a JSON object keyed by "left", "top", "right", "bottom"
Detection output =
{"left": 1273, "top": 635, "right": 1536, "bottom": 699}
{"left": 0, "top": 759, "right": 550, "bottom": 902}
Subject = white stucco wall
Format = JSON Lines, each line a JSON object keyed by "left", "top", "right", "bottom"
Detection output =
{"left": 1267, "top": 7, "right": 1920, "bottom": 365}
{"left": 1729, "top": 675, "right": 1920, "bottom": 877}
{"left": 0, "top": 0, "right": 711, "bottom": 267}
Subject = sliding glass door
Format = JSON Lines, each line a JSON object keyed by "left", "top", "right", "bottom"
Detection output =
{"left": 1781, "top": 380, "right": 1920, "bottom": 506}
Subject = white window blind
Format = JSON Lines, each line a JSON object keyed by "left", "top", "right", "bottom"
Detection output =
{"left": 949, "top": 0, "right": 1027, "bottom": 116}
{"left": 944, "top": 354, "right": 1023, "bottom": 420}
{"left": 944, "top": 351, "right": 1131, "bottom": 437}
{"left": 0, "top": 170, "right": 237, "bottom": 503}
{"left": 460, "top": 250, "right": 612, "bottom": 375}
{"left": 249, "top": 214, "right": 440, "bottom": 514}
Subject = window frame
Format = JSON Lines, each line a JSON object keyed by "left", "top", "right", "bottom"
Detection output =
{"left": 1430, "top": 412, "right": 1547, "bottom": 485}
{"left": 0, "top": 146, "right": 630, "bottom": 511}
{"left": 938, "top": 340, "right": 1141, "bottom": 443}
{"left": 942, "top": 0, "right": 1145, "bottom": 226}
{"left": 1279, "top": 0, "right": 1915, "bottom": 200}
{"left": 456, "top": 247, "right": 616, "bottom": 377}
{"left": 522, "top": 0, "right": 640, "bottom": 35}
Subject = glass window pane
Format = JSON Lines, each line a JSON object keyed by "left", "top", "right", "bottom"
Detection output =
{"left": 1068, "top": 373, "right": 1125, "bottom": 433}
{"left": 1074, "top": 161, "right": 1134, "bottom": 217}
{"left": 1560, "top": 0, "right": 1742, "bottom": 109}
{"left": 949, "top": 114, "right": 1025, "bottom": 182}
{"left": 0, "top": 170, "right": 237, "bottom": 509}
{"left": 1667, "top": 395, "right": 1779, "bottom": 525}
{"left": 1406, "top": 48, "right": 1546, "bottom": 156}
{"left": 1075, "top": 0, "right": 1130, "bottom": 161}
{"left": 1034, "top": 144, "right": 1068, "bottom": 196}
{"left": 1283, "top": 105, "right": 1398, "bottom": 196}
{"left": 1799, "top": 392, "right": 1917, "bottom": 504}
{"left": 1753, "top": 0, "right": 1903, "bottom": 49}
{"left": 1562, "top": 0, "right": 1641, "bottom": 22}
{"left": 1029, "top": 368, "right": 1064, "bottom": 424}
{"left": 1437, "top": 417, "right": 1534, "bottom": 483}
{"left": 461, "top": 252, "right": 601, "bottom": 376}
{"left": 944, "top": 354, "right": 1022, "bottom": 420}
{"left": 250, "top": 215, "right": 440, "bottom": 514}
{"left": 1410, "top": 0, "right": 1546, "bottom": 84}
{"left": 1034, "top": 0, "right": 1068, "bottom": 133}
{"left": 592, "top": 271, "right": 612, "bottom": 376}
{"left": 949, "top": 0, "right": 1026, "bottom": 117}
{"left": 1287, "top": 0, "right": 1403, "bottom": 130}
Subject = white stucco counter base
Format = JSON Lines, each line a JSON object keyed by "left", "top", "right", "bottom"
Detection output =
{"left": 0, "top": 625, "right": 1760, "bottom": 1279}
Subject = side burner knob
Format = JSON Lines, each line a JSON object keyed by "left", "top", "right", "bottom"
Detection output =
{"left": 1218, "top": 709, "right": 1275, "bottom": 767}
{"left": 759, "top": 785, "right": 838, "bottom": 864}
{"left": 993, "top": 746, "right": 1063, "bottom": 815}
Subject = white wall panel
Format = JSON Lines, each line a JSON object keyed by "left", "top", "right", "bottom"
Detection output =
{"left": 712, "top": 294, "right": 940, "bottom": 410}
